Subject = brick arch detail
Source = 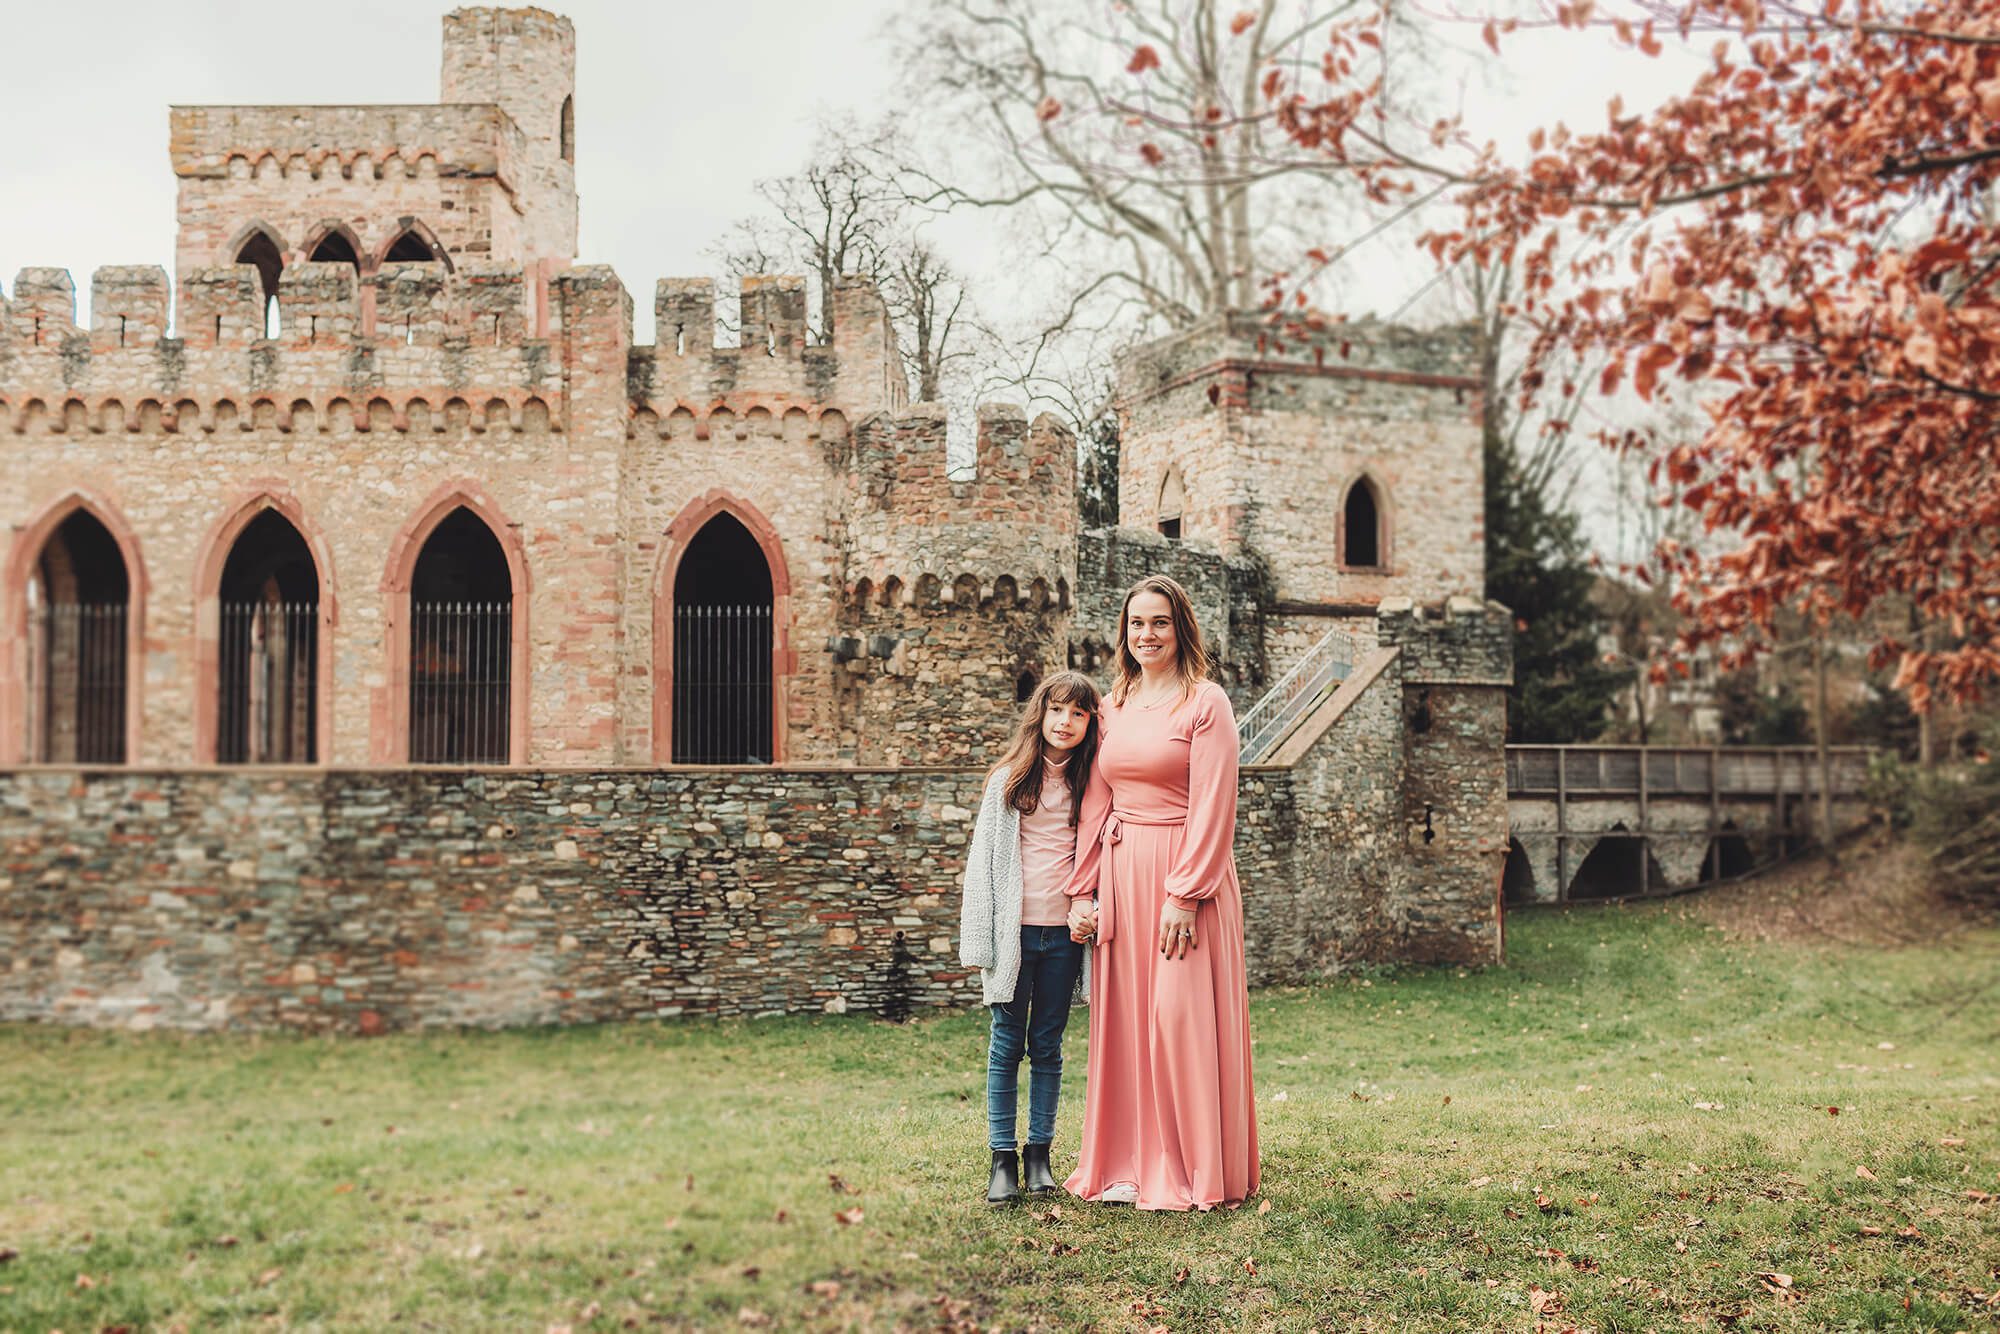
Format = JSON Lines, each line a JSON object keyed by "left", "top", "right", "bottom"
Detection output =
{"left": 373, "top": 216, "right": 454, "bottom": 273}
{"left": 189, "top": 484, "right": 339, "bottom": 764}
{"left": 375, "top": 481, "right": 531, "bottom": 765}
{"left": 651, "top": 490, "right": 794, "bottom": 765}
{"left": 0, "top": 488, "right": 150, "bottom": 766}
{"left": 1337, "top": 467, "right": 1395, "bottom": 573}
{"left": 300, "top": 219, "right": 365, "bottom": 268}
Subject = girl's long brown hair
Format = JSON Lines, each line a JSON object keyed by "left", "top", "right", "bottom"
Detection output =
{"left": 994, "top": 670, "right": 1102, "bottom": 825}
{"left": 1111, "top": 574, "right": 1214, "bottom": 706}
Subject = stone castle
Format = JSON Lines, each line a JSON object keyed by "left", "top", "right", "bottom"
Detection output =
{"left": 0, "top": 8, "right": 1513, "bottom": 1030}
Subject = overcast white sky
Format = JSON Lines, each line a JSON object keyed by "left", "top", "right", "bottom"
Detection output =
{"left": 0, "top": 1, "right": 1703, "bottom": 560}
{"left": 0, "top": 2, "right": 1698, "bottom": 330}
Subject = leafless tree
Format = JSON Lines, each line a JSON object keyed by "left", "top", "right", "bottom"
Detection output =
{"left": 897, "top": 0, "right": 1454, "bottom": 335}
{"left": 710, "top": 122, "right": 984, "bottom": 407}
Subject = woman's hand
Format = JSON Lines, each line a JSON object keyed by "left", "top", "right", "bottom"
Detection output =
{"left": 1158, "top": 901, "right": 1197, "bottom": 958}
{"left": 1067, "top": 899, "right": 1098, "bottom": 942}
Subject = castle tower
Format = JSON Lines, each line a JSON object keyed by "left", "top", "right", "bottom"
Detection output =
{"left": 439, "top": 7, "right": 579, "bottom": 268}
{"left": 836, "top": 404, "right": 1078, "bottom": 764}
{"left": 170, "top": 7, "right": 579, "bottom": 328}
{"left": 1113, "top": 314, "right": 1485, "bottom": 679}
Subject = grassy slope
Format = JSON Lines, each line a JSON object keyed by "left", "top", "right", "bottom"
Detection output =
{"left": 1, "top": 905, "right": 1995, "bottom": 1332}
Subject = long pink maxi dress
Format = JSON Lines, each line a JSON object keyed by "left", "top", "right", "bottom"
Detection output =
{"left": 1063, "top": 679, "right": 1259, "bottom": 1210}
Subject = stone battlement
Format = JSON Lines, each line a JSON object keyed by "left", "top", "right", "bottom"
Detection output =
{"left": 0, "top": 264, "right": 908, "bottom": 433}
{"left": 844, "top": 403, "right": 1077, "bottom": 598}
{"left": 627, "top": 275, "right": 905, "bottom": 419}
{"left": 1375, "top": 595, "right": 1515, "bottom": 686}
{"left": 170, "top": 105, "right": 525, "bottom": 188}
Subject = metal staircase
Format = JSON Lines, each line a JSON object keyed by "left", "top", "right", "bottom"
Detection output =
{"left": 1236, "top": 626, "right": 1355, "bottom": 763}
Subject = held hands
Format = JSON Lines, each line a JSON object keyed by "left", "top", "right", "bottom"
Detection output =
{"left": 1158, "top": 901, "right": 1197, "bottom": 959}
{"left": 1067, "top": 899, "right": 1099, "bottom": 943}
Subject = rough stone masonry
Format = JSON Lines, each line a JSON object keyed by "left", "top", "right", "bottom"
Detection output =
{"left": 0, "top": 7, "right": 1511, "bottom": 1029}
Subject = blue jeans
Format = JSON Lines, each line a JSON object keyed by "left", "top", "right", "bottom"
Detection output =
{"left": 987, "top": 924, "right": 1084, "bottom": 1151}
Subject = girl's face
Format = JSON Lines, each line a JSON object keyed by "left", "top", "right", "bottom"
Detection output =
{"left": 1042, "top": 695, "right": 1092, "bottom": 752}
{"left": 1126, "top": 590, "right": 1178, "bottom": 673}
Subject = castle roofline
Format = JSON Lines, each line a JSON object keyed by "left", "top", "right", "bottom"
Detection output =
{"left": 169, "top": 103, "right": 526, "bottom": 192}
{"left": 1114, "top": 309, "right": 1481, "bottom": 405}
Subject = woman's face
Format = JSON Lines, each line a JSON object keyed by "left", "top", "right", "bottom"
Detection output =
{"left": 1041, "top": 696, "right": 1092, "bottom": 752}
{"left": 1126, "top": 590, "right": 1178, "bottom": 673}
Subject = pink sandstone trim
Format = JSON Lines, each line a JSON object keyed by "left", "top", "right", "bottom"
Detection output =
{"left": 0, "top": 490, "right": 150, "bottom": 766}
{"left": 189, "top": 484, "right": 340, "bottom": 764}
{"left": 375, "top": 480, "right": 531, "bottom": 765}
{"left": 652, "top": 490, "right": 794, "bottom": 766}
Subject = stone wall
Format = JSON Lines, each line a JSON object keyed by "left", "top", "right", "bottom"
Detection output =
{"left": 0, "top": 604, "right": 1511, "bottom": 1032}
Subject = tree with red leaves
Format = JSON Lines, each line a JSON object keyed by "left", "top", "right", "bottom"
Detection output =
{"left": 1427, "top": 0, "right": 2000, "bottom": 710}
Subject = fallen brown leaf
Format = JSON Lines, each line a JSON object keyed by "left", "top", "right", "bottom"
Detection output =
{"left": 75, "top": 1272, "right": 97, "bottom": 1289}
{"left": 736, "top": 1310, "right": 771, "bottom": 1328}
{"left": 333, "top": 1182, "right": 355, "bottom": 1194}
{"left": 1754, "top": 1271, "right": 1794, "bottom": 1290}
{"left": 1172, "top": 1266, "right": 1190, "bottom": 1285}
{"left": 833, "top": 1207, "right": 864, "bottom": 1226}
{"left": 1859, "top": 1224, "right": 1884, "bottom": 1237}
{"left": 1258, "top": 1199, "right": 1272, "bottom": 1215}
{"left": 1242, "top": 1256, "right": 1259, "bottom": 1276}
{"left": 578, "top": 1300, "right": 602, "bottom": 1321}
{"left": 807, "top": 1280, "right": 841, "bottom": 1298}
{"left": 1856, "top": 1165, "right": 1879, "bottom": 1182}
{"left": 772, "top": 1209, "right": 789, "bottom": 1224}
{"left": 1528, "top": 1285, "right": 1565, "bottom": 1315}
{"left": 256, "top": 1267, "right": 282, "bottom": 1286}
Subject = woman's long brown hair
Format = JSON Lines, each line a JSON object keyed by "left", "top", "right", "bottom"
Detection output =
{"left": 1110, "top": 574, "right": 1214, "bottom": 706}
{"left": 994, "top": 670, "right": 1102, "bottom": 825}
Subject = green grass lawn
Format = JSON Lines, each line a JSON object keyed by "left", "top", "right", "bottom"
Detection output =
{"left": 2, "top": 903, "right": 1996, "bottom": 1332}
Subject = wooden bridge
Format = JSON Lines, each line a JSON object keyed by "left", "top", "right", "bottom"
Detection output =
{"left": 1504, "top": 745, "right": 1876, "bottom": 904}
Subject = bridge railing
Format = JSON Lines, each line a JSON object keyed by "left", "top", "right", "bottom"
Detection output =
{"left": 1504, "top": 744, "right": 1878, "bottom": 905}
{"left": 1506, "top": 745, "right": 1874, "bottom": 797}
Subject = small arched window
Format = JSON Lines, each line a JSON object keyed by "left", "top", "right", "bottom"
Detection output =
{"left": 307, "top": 227, "right": 361, "bottom": 269}
{"left": 233, "top": 229, "right": 285, "bottom": 340}
{"left": 1342, "top": 476, "right": 1385, "bottom": 569}
{"left": 560, "top": 95, "right": 575, "bottom": 163}
{"left": 1015, "top": 669, "right": 1038, "bottom": 703}
{"left": 1157, "top": 467, "right": 1185, "bottom": 541}
{"left": 384, "top": 229, "right": 440, "bottom": 264}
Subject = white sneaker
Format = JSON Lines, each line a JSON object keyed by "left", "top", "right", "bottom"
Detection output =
{"left": 1098, "top": 1181, "right": 1139, "bottom": 1205}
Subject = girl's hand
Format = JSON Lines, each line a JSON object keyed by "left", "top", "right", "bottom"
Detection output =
{"left": 1067, "top": 899, "right": 1098, "bottom": 942}
{"left": 1158, "top": 901, "right": 1197, "bottom": 959}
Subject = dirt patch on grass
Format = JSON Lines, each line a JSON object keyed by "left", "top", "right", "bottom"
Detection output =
{"left": 1690, "top": 829, "right": 1982, "bottom": 947}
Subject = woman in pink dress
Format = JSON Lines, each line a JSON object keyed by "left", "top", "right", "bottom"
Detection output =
{"left": 1062, "top": 574, "right": 1259, "bottom": 1210}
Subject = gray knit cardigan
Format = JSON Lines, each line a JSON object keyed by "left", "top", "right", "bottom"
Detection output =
{"left": 957, "top": 769, "right": 1093, "bottom": 1007}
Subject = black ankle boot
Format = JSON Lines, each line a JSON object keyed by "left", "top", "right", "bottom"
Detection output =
{"left": 1022, "top": 1143, "right": 1057, "bottom": 1195}
{"left": 987, "top": 1149, "right": 1020, "bottom": 1204}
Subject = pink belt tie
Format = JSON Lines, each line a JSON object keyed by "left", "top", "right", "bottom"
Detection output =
{"left": 1095, "top": 810, "right": 1185, "bottom": 945}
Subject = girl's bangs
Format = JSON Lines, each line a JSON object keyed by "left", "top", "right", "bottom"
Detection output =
{"left": 1043, "top": 674, "right": 1101, "bottom": 708}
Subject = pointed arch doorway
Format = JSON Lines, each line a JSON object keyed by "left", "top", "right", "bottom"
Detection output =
{"left": 655, "top": 495, "right": 790, "bottom": 765}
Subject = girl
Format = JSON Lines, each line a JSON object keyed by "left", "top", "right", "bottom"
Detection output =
{"left": 958, "top": 670, "right": 1103, "bottom": 1204}
{"left": 1062, "top": 574, "right": 1259, "bottom": 1211}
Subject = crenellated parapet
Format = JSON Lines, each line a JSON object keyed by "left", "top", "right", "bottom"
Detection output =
{"left": 626, "top": 274, "right": 906, "bottom": 423}
{"left": 0, "top": 262, "right": 651, "bottom": 432}
{"left": 1375, "top": 596, "right": 1515, "bottom": 687}
{"left": 843, "top": 402, "right": 1078, "bottom": 613}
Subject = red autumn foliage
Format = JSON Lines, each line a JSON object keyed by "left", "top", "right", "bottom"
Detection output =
{"left": 1428, "top": 0, "right": 2000, "bottom": 708}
